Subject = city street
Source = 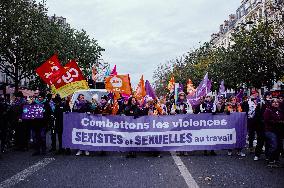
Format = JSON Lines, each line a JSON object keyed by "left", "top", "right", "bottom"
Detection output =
{"left": 1, "top": 0, "right": 284, "bottom": 187}
{"left": 1, "top": 149, "right": 284, "bottom": 188}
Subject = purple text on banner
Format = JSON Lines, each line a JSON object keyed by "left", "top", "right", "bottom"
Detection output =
{"left": 62, "top": 113, "right": 247, "bottom": 151}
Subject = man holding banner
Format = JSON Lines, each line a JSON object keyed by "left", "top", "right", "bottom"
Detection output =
{"left": 30, "top": 92, "right": 52, "bottom": 156}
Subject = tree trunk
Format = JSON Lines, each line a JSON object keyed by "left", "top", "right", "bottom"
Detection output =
{"left": 14, "top": 64, "right": 19, "bottom": 94}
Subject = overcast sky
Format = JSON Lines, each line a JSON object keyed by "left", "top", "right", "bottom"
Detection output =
{"left": 44, "top": 0, "right": 241, "bottom": 86}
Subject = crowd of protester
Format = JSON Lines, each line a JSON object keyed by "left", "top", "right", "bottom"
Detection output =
{"left": 0, "top": 89, "right": 283, "bottom": 167}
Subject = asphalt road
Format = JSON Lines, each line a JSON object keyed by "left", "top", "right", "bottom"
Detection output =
{"left": 1, "top": 148, "right": 284, "bottom": 188}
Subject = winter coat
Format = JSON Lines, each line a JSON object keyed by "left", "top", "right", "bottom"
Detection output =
{"left": 31, "top": 99, "right": 52, "bottom": 128}
{"left": 225, "top": 103, "right": 242, "bottom": 113}
{"left": 54, "top": 101, "right": 70, "bottom": 133}
{"left": 10, "top": 98, "right": 26, "bottom": 121}
{"left": 175, "top": 101, "right": 187, "bottom": 114}
{"left": 73, "top": 99, "right": 90, "bottom": 113}
{"left": 263, "top": 107, "right": 284, "bottom": 133}
{"left": 202, "top": 101, "right": 214, "bottom": 113}
{"left": 98, "top": 102, "right": 112, "bottom": 116}
{"left": 125, "top": 104, "right": 142, "bottom": 118}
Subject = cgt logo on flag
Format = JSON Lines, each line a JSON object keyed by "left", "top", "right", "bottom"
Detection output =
{"left": 52, "top": 60, "right": 86, "bottom": 89}
{"left": 110, "top": 76, "right": 123, "bottom": 88}
{"left": 36, "top": 54, "right": 64, "bottom": 85}
{"left": 105, "top": 75, "right": 132, "bottom": 95}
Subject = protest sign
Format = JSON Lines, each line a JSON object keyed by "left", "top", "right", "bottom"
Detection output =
{"left": 22, "top": 104, "right": 44, "bottom": 119}
{"left": 63, "top": 113, "right": 247, "bottom": 151}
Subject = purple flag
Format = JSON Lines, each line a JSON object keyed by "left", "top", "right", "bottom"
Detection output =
{"left": 145, "top": 80, "right": 157, "bottom": 99}
{"left": 236, "top": 89, "right": 244, "bottom": 102}
{"left": 187, "top": 73, "right": 211, "bottom": 105}
{"left": 178, "top": 83, "right": 184, "bottom": 92}
{"left": 219, "top": 80, "right": 225, "bottom": 94}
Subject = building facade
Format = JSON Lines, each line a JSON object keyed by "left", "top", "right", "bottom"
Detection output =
{"left": 211, "top": 0, "right": 283, "bottom": 48}
{"left": 48, "top": 14, "right": 70, "bottom": 27}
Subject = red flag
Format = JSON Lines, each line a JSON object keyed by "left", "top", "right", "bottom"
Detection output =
{"left": 36, "top": 54, "right": 64, "bottom": 85}
{"left": 53, "top": 60, "right": 86, "bottom": 89}
{"left": 135, "top": 75, "right": 146, "bottom": 100}
{"left": 105, "top": 75, "right": 131, "bottom": 95}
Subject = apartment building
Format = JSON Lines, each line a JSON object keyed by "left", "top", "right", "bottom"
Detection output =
{"left": 211, "top": 0, "right": 283, "bottom": 48}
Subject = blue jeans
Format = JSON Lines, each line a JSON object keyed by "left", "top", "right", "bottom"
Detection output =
{"left": 265, "top": 131, "right": 280, "bottom": 161}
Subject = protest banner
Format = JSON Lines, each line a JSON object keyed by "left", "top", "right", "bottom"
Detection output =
{"left": 22, "top": 104, "right": 44, "bottom": 119}
{"left": 63, "top": 113, "right": 247, "bottom": 151}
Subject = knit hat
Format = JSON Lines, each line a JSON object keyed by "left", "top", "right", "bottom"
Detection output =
{"left": 92, "top": 94, "right": 99, "bottom": 101}
{"left": 178, "top": 91, "right": 186, "bottom": 96}
{"left": 101, "top": 95, "right": 108, "bottom": 101}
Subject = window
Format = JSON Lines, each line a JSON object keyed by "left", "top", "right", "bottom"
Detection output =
{"left": 259, "top": 8, "right": 263, "bottom": 18}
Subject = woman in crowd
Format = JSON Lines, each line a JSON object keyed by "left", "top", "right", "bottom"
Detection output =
{"left": 53, "top": 95, "right": 71, "bottom": 155}
{"left": 226, "top": 96, "right": 245, "bottom": 157}
{"left": 201, "top": 94, "right": 217, "bottom": 156}
{"left": 10, "top": 91, "right": 28, "bottom": 151}
{"left": 124, "top": 97, "right": 143, "bottom": 158}
{"left": 253, "top": 91, "right": 272, "bottom": 161}
{"left": 73, "top": 94, "right": 90, "bottom": 156}
{"left": 216, "top": 95, "right": 226, "bottom": 113}
{"left": 264, "top": 98, "right": 284, "bottom": 167}
{"left": 174, "top": 92, "right": 190, "bottom": 156}
{"left": 90, "top": 94, "right": 100, "bottom": 114}
{"left": 99, "top": 95, "right": 112, "bottom": 116}
{"left": 31, "top": 92, "right": 52, "bottom": 156}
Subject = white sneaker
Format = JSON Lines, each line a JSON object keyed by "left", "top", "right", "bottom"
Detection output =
{"left": 76, "top": 150, "right": 82, "bottom": 156}
{"left": 227, "top": 151, "right": 232, "bottom": 156}
{"left": 237, "top": 152, "right": 246, "bottom": 157}
{"left": 254, "top": 156, "right": 259, "bottom": 161}
{"left": 85, "top": 151, "right": 90, "bottom": 156}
